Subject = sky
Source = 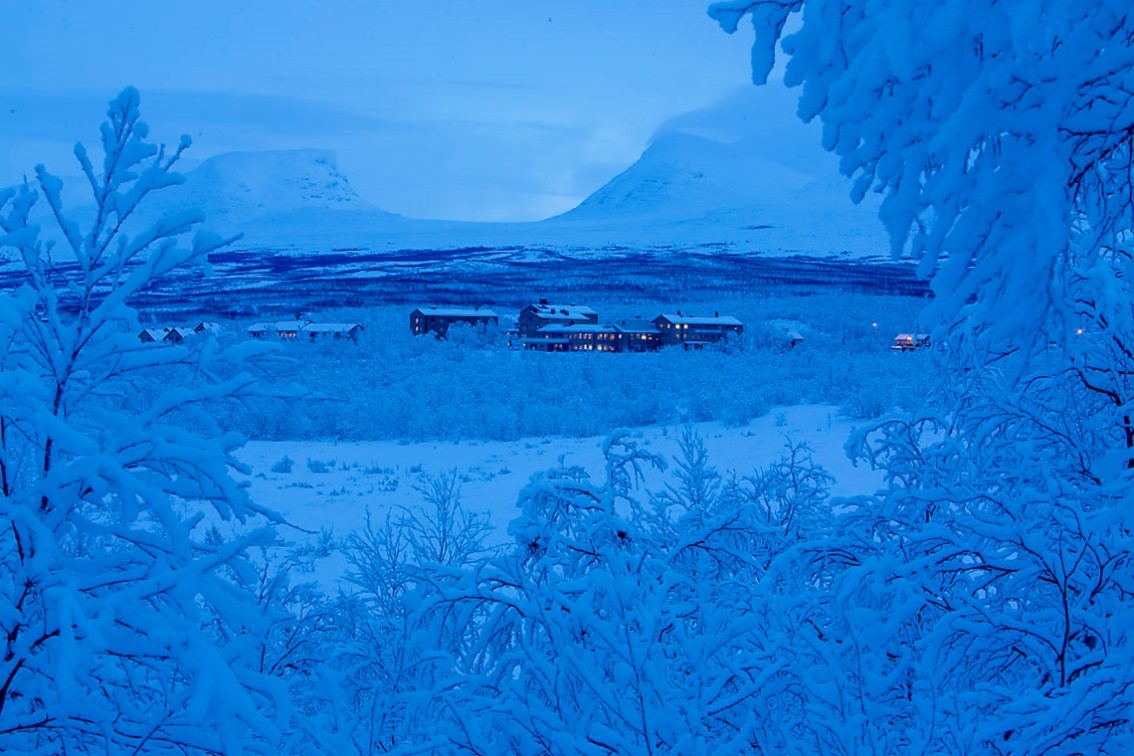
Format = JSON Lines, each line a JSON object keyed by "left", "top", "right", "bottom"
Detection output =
{"left": 1, "top": 1, "right": 766, "bottom": 222}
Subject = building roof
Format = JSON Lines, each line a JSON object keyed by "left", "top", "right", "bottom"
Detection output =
{"left": 247, "top": 321, "right": 307, "bottom": 333}
{"left": 655, "top": 314, "right": 743, "bottom": 326}
{"left": 139, "top": 328, "right": 165, "bottom": 341}
{"left": 614, "top": 320, "right": 659, "bottom": 334}
{"left": 537, "top": 323, "right": 619, "bottom": 335}
{"left": 164, "top": 327, "right": 196, "bottom": 339}
{"left": 521, "top": 337, "right": 570, "bottom": 345}
{"left": 413, "top": 306, "right": 498, "bottom": 318}
{"left": 305, "top": 322, "right": 363, "bottom": 333}
{"left": 527, "top": 303, "right": 598, "bottom": 319}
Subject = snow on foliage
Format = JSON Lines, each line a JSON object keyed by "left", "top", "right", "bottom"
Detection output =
{"left": 708, "top": 2, "right": 1134, "bottom": 752}
{"left": 712, "top": 0, "right": 1134, "bottom": 358}
{"left": 0, "top": 89, "right": 295, "bottom": 754}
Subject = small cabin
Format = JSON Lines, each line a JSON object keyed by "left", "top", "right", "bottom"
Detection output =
{"left": 163, "top": 327, "right": 195, "bottom": 344}
{"left": 892, "top": 333, "right": 930, "bottom": 351}
{"left": 138, "top": 328, "right": 165, "bottom": 343}
{"left": 139, "top": 326, "right": 199, "bottom": 344}
{"left": 410, "top": 306, "right": 499, "bottom": 337}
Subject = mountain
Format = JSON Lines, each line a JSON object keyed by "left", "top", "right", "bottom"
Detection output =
{"left": 144, "top": 149, "right": 395, "bottom": 232}
{"left": 540, "top": 88, "right": 890, "bottom": 257}
{"left": 555, "top": 131, "right": 816, "bottom": 224}
{"left": 11, "top": 89, "right": 893, "bottom": 260}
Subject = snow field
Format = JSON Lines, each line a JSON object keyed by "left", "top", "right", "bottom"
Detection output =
{"left": 238, "top": 404, "right": 882, "bottom": 587}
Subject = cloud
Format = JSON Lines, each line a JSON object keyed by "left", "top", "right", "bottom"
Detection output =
{"left": 651, "top": 85, "right": 836, "bottom": 179}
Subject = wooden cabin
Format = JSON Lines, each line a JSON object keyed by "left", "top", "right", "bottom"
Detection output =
{"left": 138, "top": 328, "right": 165, "bottom": 343}
{"left": 892, "top": 333, "right": 930, "bottom": 351}
{"left": 162, "top": 327, "right": 195, "bottom": 344}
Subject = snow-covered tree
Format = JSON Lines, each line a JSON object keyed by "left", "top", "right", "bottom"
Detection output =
{"left": 385, "top": 434, "right": 830, "bottom": 754}
{"left": 710, "top": 2, "right": 1134, "bottom": 751}
{"left": 711, "top": 0, "right": 1134, "bottom": 351}
{"left": 0, "top": 89, "right": 290, "bottom": 754}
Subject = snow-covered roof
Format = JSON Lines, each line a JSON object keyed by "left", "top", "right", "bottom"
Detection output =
{"left": 247, "top": 321, "right": 306, "bottom": 333}
{"left": 413, "top": 306, "right": 498, "bottom": 318}
{"left": 164, "top": 327, "right": 196, "bottom": 339}
{"left": 537, "top": 324, "right": 618, "bottom": 335}
{"left": 305, "top": 322, "right": 363, "bottom": 333}
{"left": 139, "top": 328, "right": 165, "bottom": 341}
{"left": 894, "top": 333, "right": 930, "bottom": 340}
{"left": 655, "top": 314, "right": 743, "bottom": 326}
{"left": 614, "top": 320, "right": 659, "bottom": 334}
{"left": 528, "top": 303, "right": 598, "bottom": 319}
{"left": 522, "top": 337, "right": 570, "bottom": 345}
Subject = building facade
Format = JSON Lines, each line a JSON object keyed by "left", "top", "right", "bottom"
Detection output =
{"left": 410, "top": 306, "right": 499, "bottom": 337}
{"left": 653, "top": 314, "right": 744, "bottom": 347}
{"left": 524, "top": 323, "right": 620, "bottom": 352}
{"left": 517, "top": 301, "right": 599, "bottom": 338}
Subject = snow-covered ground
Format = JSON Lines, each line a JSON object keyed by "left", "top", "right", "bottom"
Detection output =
{"left": 238, "top": 404, "right": 883, "bottom": 587}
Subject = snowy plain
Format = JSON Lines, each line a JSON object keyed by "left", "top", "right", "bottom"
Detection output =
{"left": 237, "top": 404, "right": 882, "bottom": 588}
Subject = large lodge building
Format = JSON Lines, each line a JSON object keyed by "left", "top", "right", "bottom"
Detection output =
{"left": 412, "top": 300, "right": 743, "bottom": 353}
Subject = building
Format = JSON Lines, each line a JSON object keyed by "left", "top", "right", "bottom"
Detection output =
{"left": 162, "top": 327, "right": 196, "bottom": 344}
{"left": 517, "top": 301, "right": 599, "bottom": 338}
{"left": 410, "top": 306, "right": 499, "bottom": 337}
{"left": 653, "top": 313, "right": 744, "bottom": 347}
{"left": 613, "top": 320, "right": 662, "bottom": 352}
{"left": 247, "top": 320, "right": 362, "bottom": 340}
{"left": 304, "top": 323, "right": 364, "bottom": 340}
{"left": 138, "top": 325, "right": 208, "bottom": 344}
{"left": 138, "top": 328, "right": 166, "bottom": 343}
{"left": 525, "top": 323, "right": 620, "bottom": 352}
{"left": 246, "top": 321, "right": 307, "bottom": 339}
{"left": 276, "top": 320, "right": 307, "bottom": 339}
{"left": 892, "top": 333, "right": 930, "bottom": 351}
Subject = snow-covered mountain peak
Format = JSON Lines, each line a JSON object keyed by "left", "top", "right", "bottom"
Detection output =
{"left": 159, "top": 148, "right": 383, "bottom": 227}
{"left": 558, "top": 131, "right": 817, "bottom": 223}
